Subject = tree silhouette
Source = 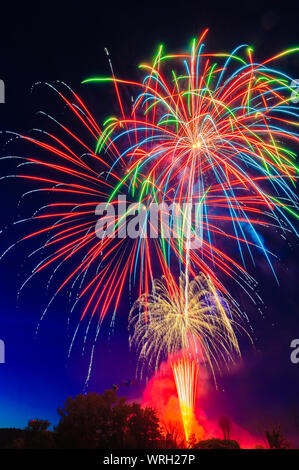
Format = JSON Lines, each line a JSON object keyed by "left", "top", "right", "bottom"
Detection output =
{"left": 124, "top": 402, "right": 161, "bottom": 448}
{"left": 55, "top": 389, "right": 162, "bottom": 449}
{"left": 265, "top": 424, "right": 290, "bottom": 449}
{"left": 26, "top": 419, "right": 50, "bottom": 433}
{"left": 159, "top": 423, "right": 185, "bottom": 449}
{"left": 219, "top": 416, "right": 231, "bottom": 440}
{"left": 24, "top": 419, "right": 54, "bottom": 449}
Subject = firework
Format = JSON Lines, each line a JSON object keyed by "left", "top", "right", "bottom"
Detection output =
{"left": 85, "top": 30, "right": 299, "bottom": 285}
{"left": 129, "top": 271, "right": 247, "bottom": 441}
{"left": 1, "top": 32, "right": 298, "bottom": 383}
{"left": 171, "top": 356, "right": 198, "bottom": 442}
{"left": 129, "top": 272, "right": 246, "bottom": 381}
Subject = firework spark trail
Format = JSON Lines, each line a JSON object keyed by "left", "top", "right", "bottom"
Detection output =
{"left": 130, "top": 271, "right": 247, "bottom": 440}
{"left": 83, "top": 31, "right": 299, "bottom": 301}
{"left": 0, "top": 33, "right": 298, "bottom": 384}
{"left": 180, "top": 174, "right": 198, "bottom": 441}
{"left": 171, "top": 356, "right": 199, "bottom": 442}
{"left": 129, "top": 272, "right": 247, "bottom": 381}
{"left": 86, "top": 34, "right": 299, "bottom": 397}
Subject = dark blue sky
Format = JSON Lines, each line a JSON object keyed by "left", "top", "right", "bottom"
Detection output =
{"left": 0, "top": 0, "right": 298, "bottom": 445}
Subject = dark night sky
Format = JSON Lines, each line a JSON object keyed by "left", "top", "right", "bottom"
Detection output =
{"left": 0, "top": 0, "right": 298, "bottom": 444}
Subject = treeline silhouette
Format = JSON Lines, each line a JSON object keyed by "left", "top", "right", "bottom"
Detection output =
{"left": 0, "top": 389, "right": 292, "bottom": 449}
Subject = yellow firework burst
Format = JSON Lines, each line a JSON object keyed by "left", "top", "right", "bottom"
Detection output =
{"left": 129, "top": 272, "right": 249, "bottom": 380}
